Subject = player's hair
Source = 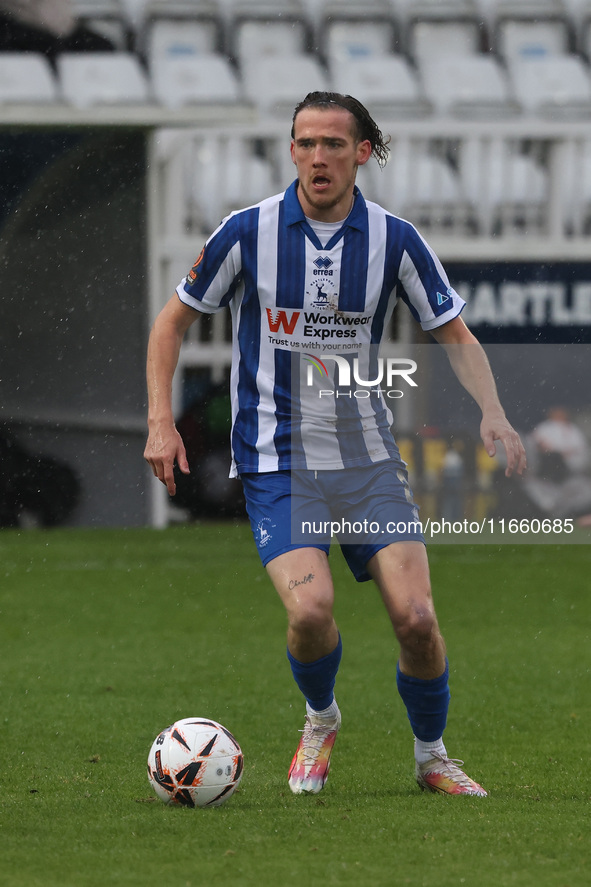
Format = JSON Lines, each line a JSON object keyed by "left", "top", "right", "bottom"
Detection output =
{"left": 291, "top": 91, "right": 390, "bottom": 168}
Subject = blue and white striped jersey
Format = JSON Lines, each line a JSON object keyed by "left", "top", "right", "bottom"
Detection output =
{"left": 177, "top": 181, "right": 465, "bottom": 476}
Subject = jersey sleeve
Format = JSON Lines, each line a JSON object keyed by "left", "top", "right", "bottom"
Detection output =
{"left": 397, "top": 222, "right": 465, "bottom": 331}
{"left": 176, "top": 213, "right": 243, "bottom": 314}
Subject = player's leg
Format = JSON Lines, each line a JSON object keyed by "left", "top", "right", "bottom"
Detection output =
{"left": 266, "top": 546, "right": 339, "bottom": 664}
{"left": 367, "top": 541, "right": 445, "bottom": 679}
{"left": 266, "top": 548, "right": 342, "bottom": 794}
{"left": 240, "top": 471, "right": 341, "bottom": 794}
{"left": 367, "top": 541, "right": 487, "bottom": 797}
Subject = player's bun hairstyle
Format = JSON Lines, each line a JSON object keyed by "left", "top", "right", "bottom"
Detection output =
{"left": 291, "top": 91, "right": 390, "bottom": 168}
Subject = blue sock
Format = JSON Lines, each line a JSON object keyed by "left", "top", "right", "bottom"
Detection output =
{"left": 287, "top": 634, "right": 342, "bottom": 711}
{"left": 396, "top": 660, "right": 450, "bottom": 742}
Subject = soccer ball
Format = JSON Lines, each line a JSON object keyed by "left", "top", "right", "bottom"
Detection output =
{"left": 147, "top": 717, "right": 244, "bottom": 808}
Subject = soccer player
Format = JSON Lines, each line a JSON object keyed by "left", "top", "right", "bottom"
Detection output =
{"left": 144, "top": 92, "right": 526, "bottom": 797}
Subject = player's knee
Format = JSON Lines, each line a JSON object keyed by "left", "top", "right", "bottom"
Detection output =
{"left": 288, "top": 600, "right": 334, "bottom": 640}
{"left": 395, "top": 605, "right": 439, "bottom": 650}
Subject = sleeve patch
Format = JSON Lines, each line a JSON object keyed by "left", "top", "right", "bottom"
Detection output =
{"left": 187, "top": 247, "right": 205, "bottom": 284}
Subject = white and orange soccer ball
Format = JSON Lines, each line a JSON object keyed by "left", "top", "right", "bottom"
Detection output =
{"left": 147, "top": 717, "right": 244, "bottom": 808}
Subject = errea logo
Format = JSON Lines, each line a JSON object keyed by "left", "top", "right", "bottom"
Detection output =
{"left": 313, "top": 256, "right": 334, "bottom": 278}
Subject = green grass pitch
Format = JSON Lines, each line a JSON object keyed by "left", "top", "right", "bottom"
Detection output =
{"left": 0, "top": 525, "right": 589, "bottom": 887}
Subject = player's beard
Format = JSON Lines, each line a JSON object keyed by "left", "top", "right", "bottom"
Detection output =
{"left": 298, "top": 168, "right": 358, "bottom": 219}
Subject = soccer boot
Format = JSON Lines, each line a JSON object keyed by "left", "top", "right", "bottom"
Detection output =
{"left": 288, "top": 706, "right": 341, "bottom": 794}
{"left": 416, "top": 751, "right": 488, "bottom": 797}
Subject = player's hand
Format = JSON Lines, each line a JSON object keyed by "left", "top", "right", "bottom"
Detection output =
{"left": 480, "top": 411, "right": 527, "bottom": 477}
{"left": 144, "top": 423, "right": 190, "bottom": 496}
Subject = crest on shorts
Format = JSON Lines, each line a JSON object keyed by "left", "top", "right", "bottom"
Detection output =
{"left": 256, "top": 517, "right": 275, "bottom": 548}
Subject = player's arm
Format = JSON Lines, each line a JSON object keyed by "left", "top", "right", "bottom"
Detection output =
{"left": 430, "top": 315, "right": 527, "bottom": 477}
{"left": 144, "top": 295, "right": 198, "bottom": 495}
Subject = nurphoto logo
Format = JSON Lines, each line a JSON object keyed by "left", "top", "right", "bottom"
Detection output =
{"left": 303, "top": 353, "right": 418, "bottom": 399}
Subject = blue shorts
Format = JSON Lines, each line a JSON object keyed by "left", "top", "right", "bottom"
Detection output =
{"left": 241, "top": 461, "right": 425, "bottom": 583}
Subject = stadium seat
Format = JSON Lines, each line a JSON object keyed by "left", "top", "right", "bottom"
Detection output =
{"left": 489, "top": 0, "right": 573, "bottom": 58}
{"left": 317, "top": 0, "right": 398, "bottom": 65}
{"left": 409, "top": 21, "right": 482, "bottom": 63}
{"left": 228, "top": 0, "right": 311, "bottom": 64}
{"left": 460, "top": 138, "right": 548, "bottom": 234}
{"left": 403, "top": 0, "right": 484, "bottom": 55}
{"left": 329, "top": 55, "right": 432, "bottom": 118}
{"left": 376, "top": 140, "right": 472, "bottom": 233}
{"left": 559, "top": 138, "right": 591, "bottom": 234}
{"left": 241, "top": 54, "right": 329, "bottom": 117}
{"left": 145, "top": 19, "right": 221, "bottom": 63}
{"left": 222, "top": 149, "right": 276, "bottom": 215}
{"left": 72, "top": 0, "right": 133, "bottom": 50}
{"left": 138, "top": 0, "right": 224, "bottom": 60}
{"left": 487, "top": 0, "right": 569, "bottom": 18}
{"left": 0, "top": 53, "right": 59, "bottom": 104}
{"left": 508, "top": 55, "right": 591, "bottom": 119}
{"left": 151, "top": 54, "right": 241, "bottom": 109}
{"left": 418, "top": 55, "right": 521, "bottom": 118}
{"left": 388, "top": 146, "right": 464, "bottom": 208}
{"left": 403, "top": 0, "right": 484, "bottom": 62}
{"left": 234, "top": 20, "right": 309, "bottom": 65}
{"left": 398, "top": 0, "right": 480, "bottom": 19}
{"left": 187, "top": 135, "right": 276, "bottom": 231}
{"left": 323, "top": 21, "right": 395, "bottom": 63}
{"left": 317, "top": 0, "right": 394, "bottom": 20}
{"left": 57, "top": 52, "right": 150, "bottom": 108}
{"left": 496, "top": 20, "right": 571, "bottom": 60}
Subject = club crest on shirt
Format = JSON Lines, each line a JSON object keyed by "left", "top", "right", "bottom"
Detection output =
{"left": 306, "top": 277, "right": 337, "bottom": 310}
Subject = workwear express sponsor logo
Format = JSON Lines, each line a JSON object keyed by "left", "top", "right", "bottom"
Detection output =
{"left": 265, "top": 308, "right": 370, "bottom": 340}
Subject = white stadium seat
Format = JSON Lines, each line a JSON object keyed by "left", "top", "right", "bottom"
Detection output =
{"left": 324, "top": 21, "right": 395, "bottom": 63}
{"left": 371, "top": 138, "right": 472, "bottom": 233}
{"left": 404, "top": 0, "right": 483, "bottom": 48}
{"left": 461, "top": 143, "right": 547, "bottom": 206}
{"left": 146, "top": 19, "right": 221, "bottom": 63}
{"left": 318, "top": 0, "right": 397, "bottom": 64}
{"left": 489, "top": 0, "right": 573, "bottom": 61}
{"left": 402, "top": 0, "right": 480, "bottom": 15}
{"left": 488, "top": 0, "right": 568, "bottom": 16}
{"left": 151, "top": 54, "right": 241, "bottom": 109}
{"left": 229, "top": 0, "right": 305, "bottom": 15}
{"left": 228, "top": 0, "right": 311, "bottom": 63}
{"left": 497, "top": 20, "right": 570, "bottom": 60}
{"left": 139, "top": 1, "right": 224, "bottom": 59}
{"left": 460, "top": 138, "right": 548, "bottom": 234}
{"left": 559, "top": 139, "right": 591, "bottom": 234}
{"left": 234, "top": 20, "right": 309, "bottom": 65}
{"left": 0, "top": 53, "right": 59, "bottom": 104}
{"left": 419, "top": 55, "right": 521, "bottom": 118}
{"left": 508, "top": 55, "right": 591, "bottom": 118}
{"left": 241, "top": 54, "right": 329, "bottom": 117}
{"left": 329, "top": 55, "right": 432, "bottom": 118}
{"left": 57, "top": 52, "right": 150, "bottom": 108}
{"left": 317, "top": 0, "right": 394, "bottom": 22}
{"left": 187, "top": 135, "right": 276, "bottom": 231}
{"left": 386, "top": 146, "right": 464, "bottom": 210}
{"left": 408, "top": 21, "right": 482, "bottom": 62}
